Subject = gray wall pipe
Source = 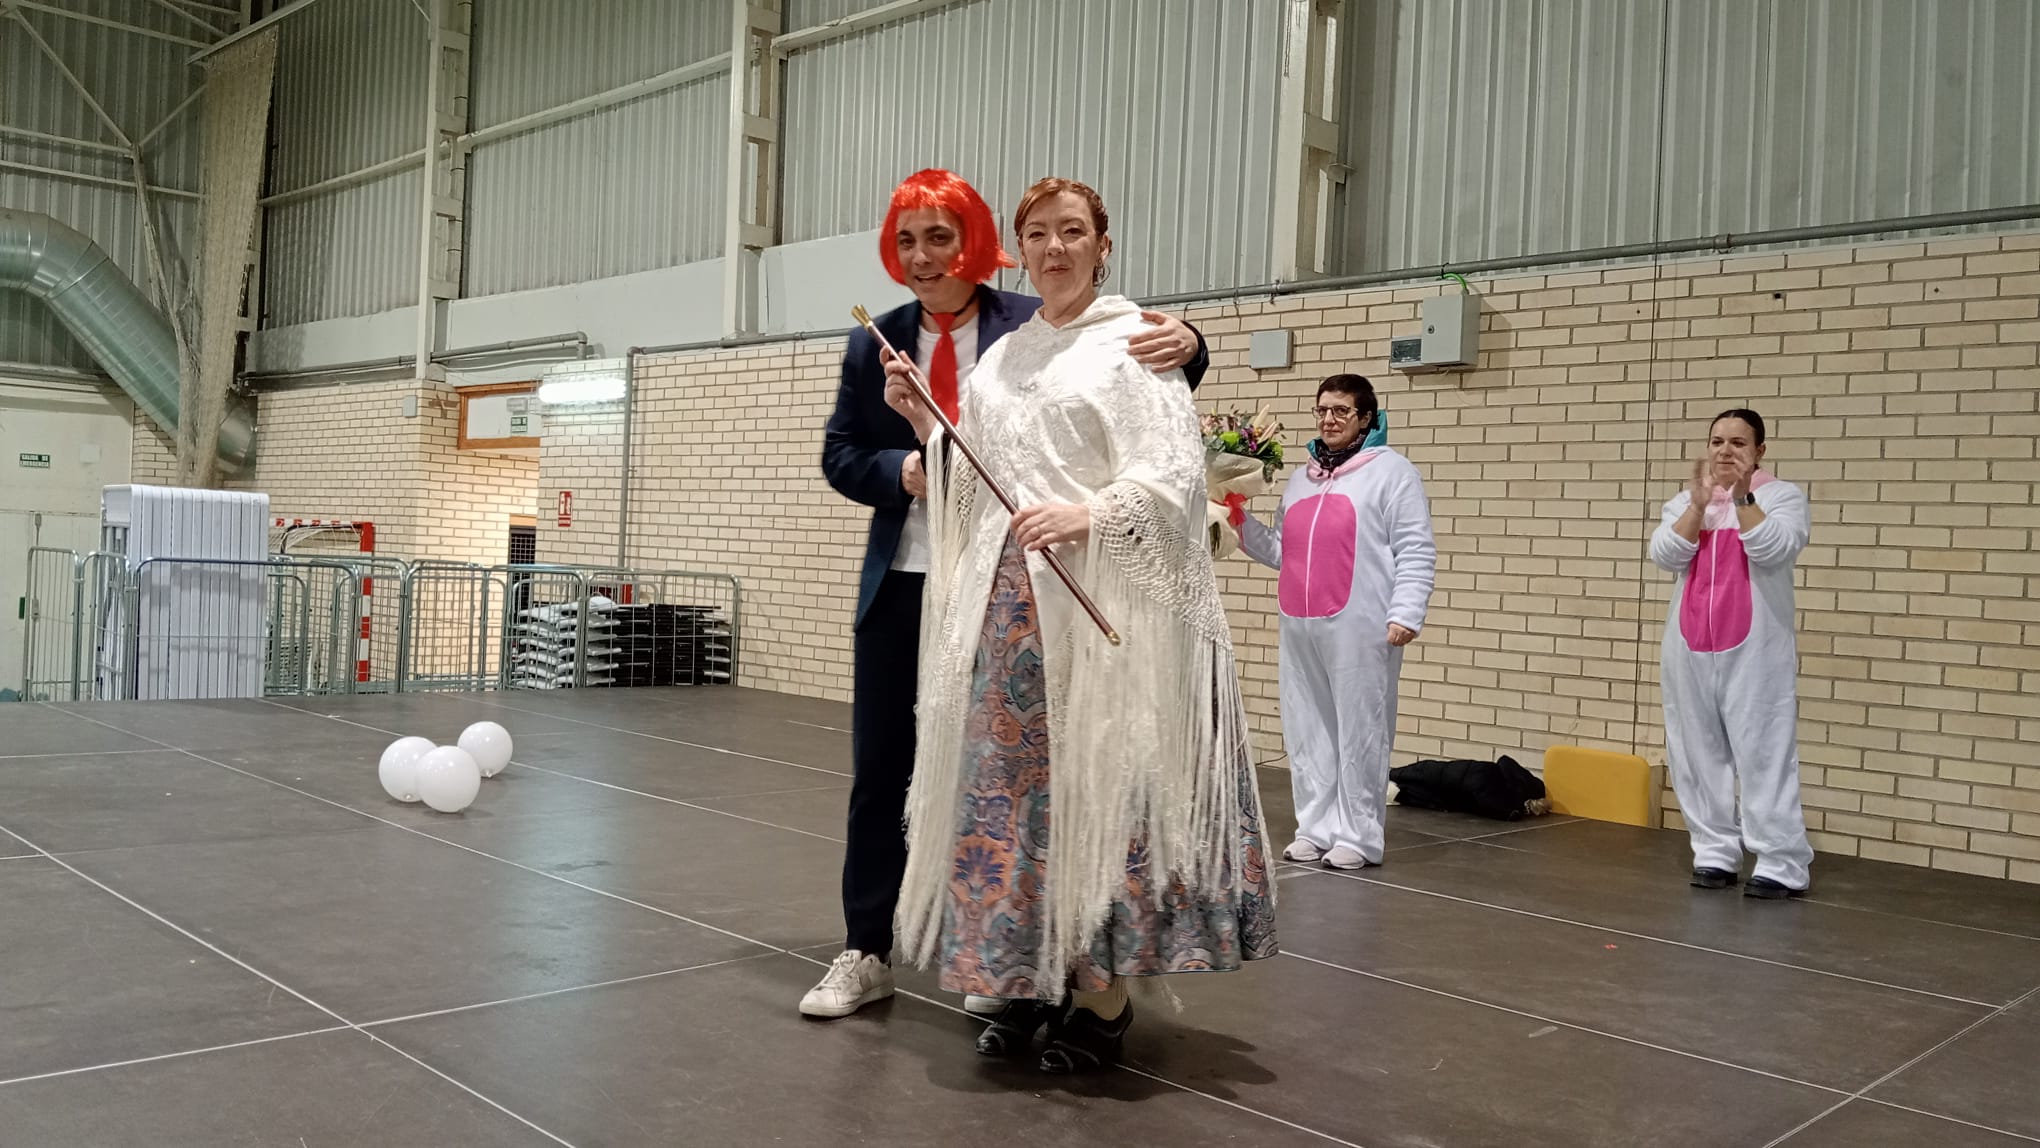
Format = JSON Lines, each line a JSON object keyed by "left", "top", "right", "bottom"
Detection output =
{"left": 0, "top": 207, "right": 255, "bottom": 473}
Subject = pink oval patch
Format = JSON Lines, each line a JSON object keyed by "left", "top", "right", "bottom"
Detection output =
{"left": 1680, "top": 528, "right": 1754, "bottom": 652}
{"left": 1278, "top": 493, "right": 1357, "bottom": 618}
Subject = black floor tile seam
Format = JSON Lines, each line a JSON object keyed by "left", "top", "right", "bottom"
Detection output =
{"left": 1848, "top": 1099, "right": 2040, "bottom": 1147}
{"left": 688, "top": 780, "right": 851, "bottom": 803}
{"left": 0, "top": 748, "right": 174, "bottom": 762}
{"left": 0, "top": 952, "right": 778, "bottom": 1096}
{"left": 505, "top": 759, "right": 848, "bottom": 845}
{"left": 0, "top": 1025, "right": 352, "bottom": 1090}
{"left": 358, "top": 951, "right": 780, "bottom": 1032}
{"left": 776, "top": 950, "right": 1370, "bottom": 1148}
{"left": 1454, "top": 815, "right": 1587, "bottom": 843}
{"left": 1449, "top": 821, "right": 2040, "bottom": 946}
{"left": 250, "top": 687, "right": 863, "bottom": 845}
{"left": 382, "top": 694, "right": 856, "bottom": 780}
{"left": 1278, "top": 862, "right": 2002, "bottom": 1008}
{"left": 1281, "top": 948, "right": 1854, "bottom": 1104}
{"left": 50, "top": 706, "right": 796, "bottom": 956}
{"left": 0, "top": 821, "right": 582, "bottom": 1147}
{"left": 1792, "top": 896, "right": 2040, "bottom": 945}
{"left": 783, "top": 718, "right": 851, "bottom": 734}
{"left": 1758, "top": 984, "right": 2040, "bottom": 1148}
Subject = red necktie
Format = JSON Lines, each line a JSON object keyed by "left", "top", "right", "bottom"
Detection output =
{"left": 928, "top": 310, "right": 960, "bottom": 424}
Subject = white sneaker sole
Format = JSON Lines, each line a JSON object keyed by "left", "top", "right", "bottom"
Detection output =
{"left": 799, "top": 983, "right": 895, "bottom": 1019}
{"left": 963, "top": 994, "right": 1003, "bottom": 1016}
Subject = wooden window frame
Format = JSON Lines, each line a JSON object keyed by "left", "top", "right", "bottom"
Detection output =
{"left": 457, "top": 381, "right": 540, "bottom": 451}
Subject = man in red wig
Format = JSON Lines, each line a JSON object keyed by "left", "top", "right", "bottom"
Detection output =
{"left": 809, "top": 168, "right": 1208, "bottom": 1018}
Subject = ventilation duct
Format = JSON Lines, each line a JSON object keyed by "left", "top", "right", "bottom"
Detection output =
{"left": 0, "top": 207, "right": 254, "bottom": 473}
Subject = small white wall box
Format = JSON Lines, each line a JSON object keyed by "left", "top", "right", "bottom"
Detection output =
{"left": 1389, "top": 293, "right": 1481, "bottom": 373}
{"left": 1248, "top": 328, "right": 1293, "bottom": 370}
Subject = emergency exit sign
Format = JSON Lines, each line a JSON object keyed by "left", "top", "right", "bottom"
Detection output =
{"left": 18, "top": 453, "right": 50, "bottom": 469}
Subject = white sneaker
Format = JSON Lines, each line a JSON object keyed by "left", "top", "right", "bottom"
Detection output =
{"left": 964, "top": 994, "right": 1003, "bottom": 1016}
{"left": 1323, "top": 845, "right": 1370, "bottom": 870}
{"left": 1282, "top": 839, "right": 1324, "bottom": 863}
{"left": 799, "top": 950, "right": 895, "bottom": 1018}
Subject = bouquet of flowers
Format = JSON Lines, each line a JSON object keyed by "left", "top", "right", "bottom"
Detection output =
{"left": 1201, "top": 406, "right": 1285, "bottom": 558}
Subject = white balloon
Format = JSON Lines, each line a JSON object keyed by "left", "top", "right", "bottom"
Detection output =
{"left": 378, "top": 737, "right": 435, "bottom": 803}
{"left": 415, "top": 745, "right": 482, "bottom": 814}
{"left": 457, "top": 721, "right": 514, "bottom": 779}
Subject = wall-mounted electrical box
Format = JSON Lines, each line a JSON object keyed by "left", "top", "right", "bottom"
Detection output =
{"left": 1389, "top": 293, "right": 1481, "bottom": 373}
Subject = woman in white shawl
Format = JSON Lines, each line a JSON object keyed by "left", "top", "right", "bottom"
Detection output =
{"left": 882, "top": 177, "right": 1276, "bottom": 1074}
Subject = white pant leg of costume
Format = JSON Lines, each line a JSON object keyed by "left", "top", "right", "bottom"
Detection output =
{"left": 1278, "top": 616, "right": 1339, "bottom": 851}
{"left": 1720, "top": 643, "right": 1813, "bottom": 888}
{"left": 1661, "top": 637, "right": 1745, "bottom": 875}
{"left": 1280, "top": 615, "right": 1400, "bottom": 862}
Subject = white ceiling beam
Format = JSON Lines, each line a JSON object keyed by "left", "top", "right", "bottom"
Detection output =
{"left": 139, "top": 0, "right": 229, "bottom": 39}
{"left": 0, "top": 123, "right": 130, "bottom": 157}
{"left": 5, "top": 1, "right": 214, "bottom": 49}
{"left": 4, "top": 6, "right": 135, "bottom": 149}
{"left": 772, "top": 0, "right": 963, "bottom": 54}
{"left": 0, "top": 157, "right": 199, "bottom": 200}
{"left": 189, "top": 0, "right": 339, "bottom": 63}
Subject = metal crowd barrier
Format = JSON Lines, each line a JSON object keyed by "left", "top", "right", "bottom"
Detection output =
{"left": 16, "top": 550, "right": 740, "bottom": 700}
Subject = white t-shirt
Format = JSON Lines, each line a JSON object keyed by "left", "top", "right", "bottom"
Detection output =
{"left": 892, "top": 312, "right": 979, "bottom": 573}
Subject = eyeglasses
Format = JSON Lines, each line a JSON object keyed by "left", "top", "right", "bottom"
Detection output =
{"left": 1313, "top": 405, "right": 1357, "bottom": 420}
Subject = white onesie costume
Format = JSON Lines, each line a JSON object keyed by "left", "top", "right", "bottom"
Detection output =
{"left": 1241, "top": 447, "right": 1436, "bottom": 863}
{"left": 1648, "top": 471, "right": 1814, "bottom": 889}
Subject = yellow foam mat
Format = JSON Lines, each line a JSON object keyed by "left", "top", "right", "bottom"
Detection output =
{"left": 1542, "top": 745, "right": 1655, "bottom": 828}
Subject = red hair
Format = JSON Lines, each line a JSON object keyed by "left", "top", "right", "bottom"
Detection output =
{"left": 879, "top": 169, "right": 1017, "bottom": 287}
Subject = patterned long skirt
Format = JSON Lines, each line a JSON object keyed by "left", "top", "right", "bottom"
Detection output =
{"left": 936, "top": 536, "right": 1278, "bottom": 1000}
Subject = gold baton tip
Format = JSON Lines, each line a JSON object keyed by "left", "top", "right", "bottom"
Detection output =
{"left": 1107, "top": 630, "right": 1122, "bottom": 646}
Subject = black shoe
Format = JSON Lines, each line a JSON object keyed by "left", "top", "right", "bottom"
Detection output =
{"left": 1743, "top": 876, "right": 1806, "bottom": 900}
{"left": 1689, "top": 867, "right": 1737, "bottom": 890}
{"left": 975, "top": 998, "right": 1063, "bottom": 1057}
{"left": 1039, "top": 1001, "right": 1133, "bottom": 1074}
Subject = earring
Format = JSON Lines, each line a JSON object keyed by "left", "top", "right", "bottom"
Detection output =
{"left": 1093, "top": 260, "right": 1111, "bottom": 287}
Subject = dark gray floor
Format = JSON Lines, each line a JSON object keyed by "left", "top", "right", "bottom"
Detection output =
{"left": 2, "top": 687, "right": 2037, "bottom": 1147}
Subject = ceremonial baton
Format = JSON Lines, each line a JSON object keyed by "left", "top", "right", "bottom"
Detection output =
{"left": 851, "top": 305, "right": 1121, "bottom": 646}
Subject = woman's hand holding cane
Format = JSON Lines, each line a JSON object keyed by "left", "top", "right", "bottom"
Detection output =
{"left": 853, "top": 305, "right": 1121, "bottom": 646}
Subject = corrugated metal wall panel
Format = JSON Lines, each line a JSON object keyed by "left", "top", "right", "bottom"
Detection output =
{"left": 466, "top": 81, "right": 728, "bottom": 295}
{"left": 470, "top": 0, "right": 727, "bottom": 126}
{"left": 262, "top": 169, "right": 424, "bottom": 328}
{"left": 257, "top": 0, "right": 424, "bottom": 324}
{"left": 1336, "top": 0, "right": 2040, "bottom": 273}
{"left": 268, "top": 0, "right": 428, "bottom": 191}
{"left": 0, "top": 0, "right": 206, "bottom": 369}
{"left": 779, "top": 0, "right": 1284, "bottom": 300}
{"left": 461, "top": 0, "right": 729, "bottom": 295}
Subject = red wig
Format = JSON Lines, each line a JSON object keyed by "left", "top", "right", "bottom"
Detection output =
{"left": 879, "top": 169, "right": 1017, "bottom": 287}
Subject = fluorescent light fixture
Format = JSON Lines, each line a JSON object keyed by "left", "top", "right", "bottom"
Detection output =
{"left": 537, "top": 371, "right": 627, "bottom": 405}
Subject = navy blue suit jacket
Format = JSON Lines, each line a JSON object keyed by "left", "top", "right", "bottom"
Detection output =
{"left": 822, "top": 284, "right": 1208, "bottom": 629}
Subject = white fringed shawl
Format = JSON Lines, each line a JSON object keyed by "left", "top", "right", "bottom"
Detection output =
{"left": 897, "top": 295, "right": 1259, "bottom": 992}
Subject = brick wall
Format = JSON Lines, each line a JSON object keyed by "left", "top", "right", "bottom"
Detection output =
{"left": 569, "top": 232, "right": 2040, "bottom": 881}
{"left": 132, "top": 379, "right": 539, "bottom": 566}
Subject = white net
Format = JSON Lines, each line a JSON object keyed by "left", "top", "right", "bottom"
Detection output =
{"left": 181, "top": 29, "right": 278, "bottom": 488}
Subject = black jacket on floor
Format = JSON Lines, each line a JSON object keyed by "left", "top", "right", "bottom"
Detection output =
{"left": 1390, "top": 756, "right": 1546, "bottom": 821}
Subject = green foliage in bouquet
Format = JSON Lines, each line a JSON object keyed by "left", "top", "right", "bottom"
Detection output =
{"left": 1201, "top": 406, "right": 1285, "bottom": 484}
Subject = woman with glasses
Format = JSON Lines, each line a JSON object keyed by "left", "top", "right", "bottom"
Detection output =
{"left": 1239, "top": 374, "right": 1436, "bottom": 869}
